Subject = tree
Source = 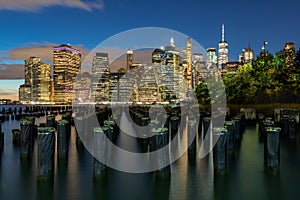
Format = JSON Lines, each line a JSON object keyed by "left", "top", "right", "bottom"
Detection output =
{"left": 223, "top": 64, "right": 257, "bottom": 104}
{"left": 194, "top": 81, "right": 211, "bottom": 106}
{"left": 195, "top": 47, "right": 300, "bottom": 105}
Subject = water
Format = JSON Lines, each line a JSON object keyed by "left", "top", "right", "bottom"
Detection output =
{"left": 1, "top": 107, "right": 300, "bottom": 200}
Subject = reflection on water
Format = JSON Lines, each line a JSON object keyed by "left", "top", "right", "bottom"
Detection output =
{"left": 0, "top": 111, "right": 300, "bottom": 199}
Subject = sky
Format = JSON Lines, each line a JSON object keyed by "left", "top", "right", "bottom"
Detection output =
{"left": 0, "top": 0, "right": 300, "bottom": 100}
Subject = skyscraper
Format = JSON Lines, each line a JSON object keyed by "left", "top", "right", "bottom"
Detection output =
{"left": 218, "top": 24, "right": 229, "bottom": 68}
{"left": 21, "top": 56, "right": 50, "bottom": 102}
{"left": 192, "top": 53, "right": 205, "bottom": 84}
{"left": 186, "top": 38, "right": 193, "bottom": 88}
{"left": 239, "top": 42, "right": 254, "bottom": 64}
{"left": 126, "top": 49, "right": 133, "bottom": 71}
{"left": 153, "top": 38, "right": 186, "bottom": 101}
{"left": 53, "top": 44, "right": 81, "bottom": 103}
{"left": 206, "top": 48, "right": 217, "bottom": 67}
{"left": 74, "top": 72, "right": 92, "bottom": 102}
{"left": 109, "top": 70, "right": 128, "bottom": 102}
{"left": 91, "top": 52, "right": 110, "bottom": 102}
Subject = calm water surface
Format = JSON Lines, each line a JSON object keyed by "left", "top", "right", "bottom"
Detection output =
{"left": 0, "top": 106, "right": 300, "bottom": 200}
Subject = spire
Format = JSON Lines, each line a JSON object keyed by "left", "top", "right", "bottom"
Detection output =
{"left": 170, "top": 37, "right": 175, "bottom": 48}
{"left": 221, "top": 24, "right": 225, "bottom": 42}
{"left": 127, "top": 48, "right": 133, "bottom": 54}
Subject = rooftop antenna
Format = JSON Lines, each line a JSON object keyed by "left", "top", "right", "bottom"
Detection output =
{"left": 222, "top": 24, "right": 225, "bottom": 42}
{"left": 170, "top": 30, "right": 175, "bottom": 47}
{"left": 170, "top": 37, "right": 175, "bottom": 47}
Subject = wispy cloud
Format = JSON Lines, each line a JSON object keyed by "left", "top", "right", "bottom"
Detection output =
{"left": 0, "top": 87, "right": 21, "bottom": 100}
{"left": 0, "top": 64, "right": 24, "bottom": 79}
{"left": 0, "top": 89, "right": 18, "bottom": 96}
{"left": 0, "top": 0, "right": 104, "bottom": 12}
{"left": 0, "top": 66, "right": 7, "bottom": 72}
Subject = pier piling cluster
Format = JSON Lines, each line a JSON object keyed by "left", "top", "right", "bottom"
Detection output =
{"left": 0, "top": 105, "right": 299, "bottom": 181}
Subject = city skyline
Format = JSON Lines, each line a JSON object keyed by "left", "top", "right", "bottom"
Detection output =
{"left": 1, "top": 0, "right": 300, "bottom": 100}
{"left": 17, "top": 37, "right": 204, "bottom": 104}
{"left": 2, "top": 33, "right": 300, "bottom": 102}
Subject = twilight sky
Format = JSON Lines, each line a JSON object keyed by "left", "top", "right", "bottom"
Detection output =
{"left": 0, "top": 0, "right": 300, "bottom": 100}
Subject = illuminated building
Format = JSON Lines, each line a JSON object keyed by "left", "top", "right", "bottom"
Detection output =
{"left": 218, "top": 24, "right": 229, "bottom": 69}
{"left": 53, "top": 44, "right": 81, "bottom": 104}
{"left": 192, "top": 53, "right": 206, "bottom": 84}
{"left": 204, "top": 48, "right": 219, "bottom": 79}
{"left": 136, "top": 64, "right": 158, "bottom": 102}
{"left": 109, "top": 70, "right": 127, "bottom": 102}
{"left": 31, "top": 60, "right": 50, "bottom": 102}
{"left": 239, "top": 43, "right": 254, "bottom": 64}
{"left": 220, "top": 61, "right": 242, "bottom": 76}
{"left": 91, "top": 53, "right": 110, "bottom": 102}
{"left": 49, "top": 79, "right": 54, "bottom": 103}
{"left": 0, "top": 99, "right": 12, "bottom": 105}
{"left": 21, "top": 56, "right": 50, "bottom": 103}
{"left": 126, "top": 49, "right": 134, "bottom": 71}
{"left": 152, "top": 48, "right": 164, "bottom": 64}
{"left": 284, "top": 42, "right": 295, "bottom": 69}
{"left": 206, "top": 48, "right": 217, "bottom": 67}
{"left": 74, "top": 72, "right": 91, "bottom": 102}
{"left": 19, "top": 84, "right": 31, "bottom": 103}
{"left": 152, "top": 38, "right": 185, "bottom": 101}
{"left": 186, "top": 38, "right": 193, "bottom": 87}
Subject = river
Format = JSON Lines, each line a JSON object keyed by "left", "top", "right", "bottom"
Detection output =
{"left": 0, "top": 105, "right": 300, "bottom": 200}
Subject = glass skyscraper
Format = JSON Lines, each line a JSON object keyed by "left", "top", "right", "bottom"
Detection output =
{"left": 53, "top": 44, "right": 81, "bottom": 103}
{"left": 218, "top": 24, "right": 229, "bottom": 69}
{"left": 19, "top": 56, "right": 50, "bottom": 103}
{"left": 91, "top": 53, "right": 110, "bottom": 102}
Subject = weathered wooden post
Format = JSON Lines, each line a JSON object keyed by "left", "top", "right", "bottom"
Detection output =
{"left": 213, "top": 127, "right": 228, "bottom": 175}
{"left": 93, "top": 127, "right": 107, "bottom": 178}
{"left": 37, "top": 127, "right": 56, "bottom": 180}
{"left": 264, "top": 127, "right": 281, "bottom": 174}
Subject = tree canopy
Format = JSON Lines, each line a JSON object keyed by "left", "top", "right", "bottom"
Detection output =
{"left": 194, "top": 48, "right": 300, "bottom": 105}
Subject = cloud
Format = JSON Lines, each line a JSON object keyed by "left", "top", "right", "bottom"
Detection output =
{"left": 0, "top": 88, "right": 18, "bottom": 100}
{"left": 0, "top": 89, "right": 17, "bottom": 96}
{"left": 8, "top": 42, "right": 56, "bottom": 62}
{"left": 0, "top": 64, "right": 24, "bottom": 79}
{"left": 0, "top": 66, "right": 7, "bottom": 71}
{"left": 0, "top": 0, "right": 104, "bottom": 12}
{"left": 7, "top": 42, "right": 90, "bottom": 63}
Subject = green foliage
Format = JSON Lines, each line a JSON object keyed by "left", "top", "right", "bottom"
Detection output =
{"left": 194, "top": 47, "right": 300, "bottom": 105}
{"left": 194, "top": 81, "right": 211, "bottom": 105}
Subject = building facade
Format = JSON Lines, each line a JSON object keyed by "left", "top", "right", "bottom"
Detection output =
{"left": 109, "top": 71, "right": 127, "bottom": 102}
{"left": 192, "top": 53, "right": 206, "bottom": 84}
{"left": 20, "top": 56, "right": 50, "bottom": 103}
{"left": 206, "top": 48, "right": 217, "bottom": 68}
{"left": 239, "top": 43, "right": 254, "bottom": 64}
{"left": 218, "top": 24, "right": 229, "bottom": 68}
{"left": 74, "top": 72, "right": 91, "bottom": 102}
{"left": 19, "top": 84, "right": 31, "bottom": 103}
{"left": 91, "top": 52, "right": 110, "bottom": 102}
{"left": 53, "top": 44, "right": 81, "bottom": 103}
